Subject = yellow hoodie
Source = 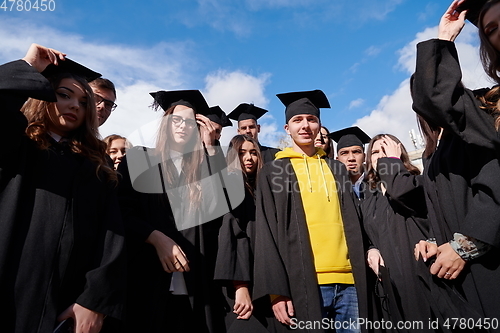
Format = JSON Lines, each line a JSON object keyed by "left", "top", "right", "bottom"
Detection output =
{"left": 275, "top": 147, "right": 353, "bottom": 285}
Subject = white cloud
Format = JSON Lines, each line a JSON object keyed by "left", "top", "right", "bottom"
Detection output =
{"left": 341, "top": 0, "right": 403, "bottom": 22}
{"left": 349, "top": 98, "right": 365, "bottom": 109}
{"left": 0, "top": 18, "right": 190, "bottom": 89}
{"left": 201, "top": 70, "right": 282, "bottom": 148}
{"left": 418, "top": 3, "right": 440, "bottom": 22}
{"left": 246, "top": 0, "right": 316, "bottom": 10}
{"left": 365, "top": 46, "right": 382, "bottom": 57}
{"left": 354, "top": 79, "right": 417, "bottom": 150}
{"left": 182, "top": 0, "right": 252, "bottom": 37}
{"left": 355, "top": 24, "right": 492, "bottom": 151}
{"left": 186, "top": 0, "right": 405, "bottom": 36}
{"left": 203, "top": 70, "right": 270, "bottom": 110}
{"left": 0, "top": 16, "right": 197, "bottom": 148}
{"left": 0, "top": 17, "right": 278, "bottom": 149}
{"left": 100, "top": 82, "right": 164, "bottom": 147}
{"left": 350, "top": 63, "right": 360, "bottom": 74}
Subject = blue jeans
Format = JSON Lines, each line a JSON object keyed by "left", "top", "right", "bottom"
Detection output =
{"left": 318, "top": 283, "right": 360, "bottom": 333}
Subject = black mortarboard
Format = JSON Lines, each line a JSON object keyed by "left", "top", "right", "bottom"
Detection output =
{"left": 456, "top": 0, "right": 489, "bottom": 27}
{"left": 41, "top": 58, "right": 101, "bottom": 82}
{"left": 276, "top": 89, "right": 330, "bottom": 123}
{"left": 204, "top": 106, "right": 232, "bottom": 127}
{"left": 227, "top": 103, "right": 268, "bottom": 122}
{"left": 328, "top": 126, "right": 371, "bottom": 152}
{"left": 149, "top": 90, "right": 209, "bottom": 114}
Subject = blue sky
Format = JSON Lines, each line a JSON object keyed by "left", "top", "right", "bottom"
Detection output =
{"left": 0, "top": 0, "right": 493, "bottom": 150}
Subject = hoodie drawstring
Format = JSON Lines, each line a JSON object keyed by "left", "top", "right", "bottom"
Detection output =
{"left": 317, "top": 155, "right": 330, "bottom": 202}
{"left": 303, "top": 154, "right": 313, "bottom": 193}
{"left": 301, "top": 153, "right": 330, "bottom": 202}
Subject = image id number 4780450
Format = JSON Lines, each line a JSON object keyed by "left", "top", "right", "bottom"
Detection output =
{"left": 1, "top": 0, "right": 55, "bottom": 11}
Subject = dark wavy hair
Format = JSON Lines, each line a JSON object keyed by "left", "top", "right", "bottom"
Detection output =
{"left": 479, "top": 0, "right": 500, "bottom": 84}
{"left": 478, "top": 0, "right": 500, "bottom": 130}
{"left": 226, "top": 135, "right": 263, "bottom": 196}
{"left": 319, "top": 125, "right": 334, "bottom": 158}
{"left": 416, "top": 114, "right": 441, "bottom": 159}
{"left": 365, "top": 134, "right": 420, "bottom": 190}
{"left": 21, "top": 73, "right": 117, "bottom": 183}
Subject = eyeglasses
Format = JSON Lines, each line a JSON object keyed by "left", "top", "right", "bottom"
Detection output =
{"left": 95, "top": 94, "right": 117, "bottom": 112}
{"left": 171, "top": 115, "right": 197, "bottom": 129}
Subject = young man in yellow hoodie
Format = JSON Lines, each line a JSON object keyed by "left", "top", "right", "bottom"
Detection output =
{"left": 253, "top": 90, "right": 370, "bottom": 333}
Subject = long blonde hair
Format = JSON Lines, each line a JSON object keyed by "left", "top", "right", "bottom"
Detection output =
{"left": 21, "top": 73, "right": 116, "bottom": 183}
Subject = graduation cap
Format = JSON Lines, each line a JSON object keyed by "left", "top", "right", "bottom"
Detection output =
{"left": 204, "top": 106, "right": 232, "bottom": 127}
{"left": 276, "top": 89, "right": 330, "bottom": 123}
{"left": 227, "top": 103, "right": 268, "bottom": 122}
{"left": 456, "top": 0, "right": 489, "bottom": 27}
{"left": 328, "top": 126, "right": 371, "bottom": 152}
{"left": 150, "top": 90, "right": 209, "bottom": 114}
{"left": 41, "top": 58, "right": 101, "bottom": 82}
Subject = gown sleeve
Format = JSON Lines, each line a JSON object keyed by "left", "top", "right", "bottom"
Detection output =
{"left": 377, "top": 157, "right": 426, "bottom": 217}
{"left": 411, "top": 39, "right": 500, "bottom": 150}
{"left": 0, "top": 60, "right": 55, "bottom": 161}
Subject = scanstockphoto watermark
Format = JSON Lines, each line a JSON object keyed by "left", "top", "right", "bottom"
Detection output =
{"left": 0, "top": 0, "right": 56, "bottom": 11}
{"left": 290, "top": 318, "right": 359, "bottom": 331}
{"left": 268, "top": 161, "right": 390, "bottom": 196}
{"left": 290, "top": 318, "right": 426, "bottom": 331}
{"left": 127, "top": 144, "right": 246, "bottom": 231}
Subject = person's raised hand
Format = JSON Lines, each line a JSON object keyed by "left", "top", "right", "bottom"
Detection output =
{"left": 438, "top": 0, "right": 467, "bottom": 42}
{"left": 22, "top": 43, "right": 66, "bottom": 73}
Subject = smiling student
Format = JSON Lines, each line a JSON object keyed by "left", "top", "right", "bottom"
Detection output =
{"left": 103, "top": 134, "right": 131, "bottom": 170}
{"left": 252, "top": 90, "right": 369, "bottom": 333}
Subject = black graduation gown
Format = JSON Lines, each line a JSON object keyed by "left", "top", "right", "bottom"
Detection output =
{"left": 361, "top": 158, "right": 433, "bottom": 331}
{"left": 117, "top": 147, "right": 227, "bottom": 333}
{"left": 412, "top": 39, "right": 500, "bottom": 323}
{"left": 214, "top": 180, "right": 271, "bottom": 333}
{"left": 0, "top": 60, "right": 126, "bottom": 333}
{"left": 259, "top": 144, "right": 280, "bottom": 164}
{"left": 253, "top": 157, "right": 372, "bottom": 333}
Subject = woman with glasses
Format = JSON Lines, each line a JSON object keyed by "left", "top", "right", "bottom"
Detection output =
{"left": 0, "top": 43, "right": 126, "bottom": 333}
{"left": 117, "top": 90, "right": 227, "bottom": 333}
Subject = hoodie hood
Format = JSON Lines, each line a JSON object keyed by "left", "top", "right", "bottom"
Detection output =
{"left": 275, "top": 147, "right": 326, "bottom": 160}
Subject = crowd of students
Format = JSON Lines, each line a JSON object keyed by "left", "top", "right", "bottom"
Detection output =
{"left": 1, "top": 0, "right": 500, "bottom": 332}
